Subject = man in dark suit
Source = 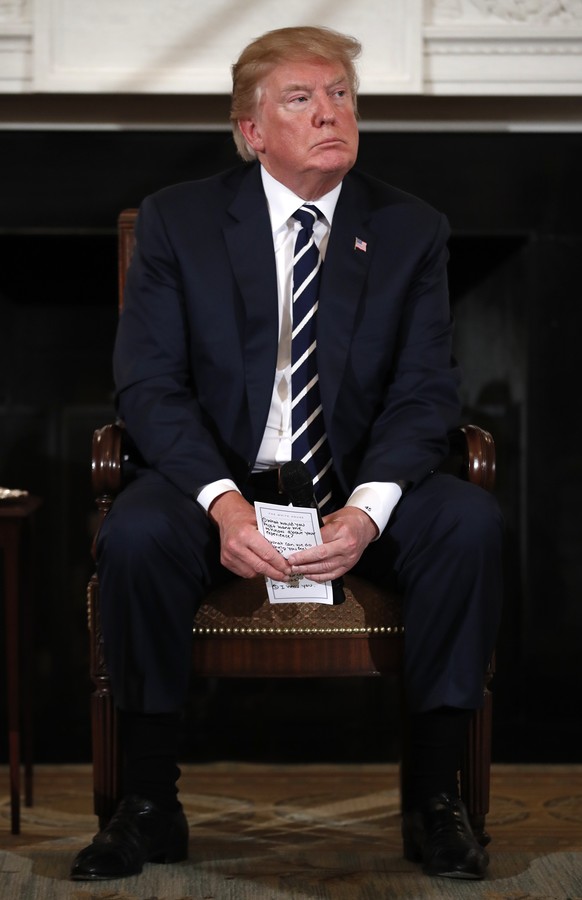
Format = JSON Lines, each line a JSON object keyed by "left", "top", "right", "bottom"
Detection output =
{"left": 71, "top": 25, "right": 502, "bottom": 883}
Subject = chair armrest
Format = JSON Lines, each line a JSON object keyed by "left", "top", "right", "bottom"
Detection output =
{"left": 91, "top": 422, "right": 497, "bottom": 505}
{"left": 91, "top": 422, "right": 127, "bottom": 499}
{"left": 450, "top": 424, "right": 496, "bottom": 492}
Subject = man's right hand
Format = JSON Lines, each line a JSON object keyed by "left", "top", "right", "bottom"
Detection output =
{"left": 208, "top": 490, "right": 292, "bottom": 582}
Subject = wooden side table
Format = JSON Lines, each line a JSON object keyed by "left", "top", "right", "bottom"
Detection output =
{"left": 0, "top": 495, "right": 42, "bottom": 834}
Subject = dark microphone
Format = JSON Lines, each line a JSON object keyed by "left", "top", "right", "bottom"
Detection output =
{"left": 279, "top": 460, "right": 320, "bottom": 520}
{"left": 278, "top": 461, "right": 344, "bottom": 604}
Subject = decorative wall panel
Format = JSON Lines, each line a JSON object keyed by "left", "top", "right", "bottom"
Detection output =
{"left": 0, "top": 1, "right": 581, "bottom": 96}
{"left": 31, "top": 0, "right": 422, "bottom": 94}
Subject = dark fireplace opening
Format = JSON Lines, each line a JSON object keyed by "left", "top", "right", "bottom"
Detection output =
{"left": 0, "top": 129, "right": 581, "bottom": 765}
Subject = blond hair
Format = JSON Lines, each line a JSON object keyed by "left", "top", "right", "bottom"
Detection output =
{"left": 230, "top": 26, "right": 361, "bottom": 161}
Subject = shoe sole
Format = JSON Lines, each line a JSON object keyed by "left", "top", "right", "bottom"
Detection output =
{"left": 427, "top": 869, "right": 486, "bottom": 880}
{"left": 404, "top": 844, "right": 488, "bottom": 879}
{"left": 71, "top": 872, "right": 139, "bottom": 881}
{"left": 70, "top": 848, "right": 188, "bottom": 881}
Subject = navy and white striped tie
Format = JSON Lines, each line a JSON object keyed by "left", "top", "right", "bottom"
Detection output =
{"left": 290, "top": 205, "right": 333, "bottom": 515}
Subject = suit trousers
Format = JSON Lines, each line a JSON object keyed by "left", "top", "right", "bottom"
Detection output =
{"left": 96, "top": 468, "right": 503, "bottom": 715}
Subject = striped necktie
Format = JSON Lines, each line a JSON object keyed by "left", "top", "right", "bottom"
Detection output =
{"left": 290, "top": 205, "right": 333, "bottom": 515}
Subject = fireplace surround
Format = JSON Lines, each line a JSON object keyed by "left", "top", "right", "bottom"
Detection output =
{"left": 0, "top": 115, "right": 581, "bottom": 764}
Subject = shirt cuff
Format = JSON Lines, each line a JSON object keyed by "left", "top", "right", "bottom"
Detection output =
{"left": 345, "top": 482, "right": 403, "bottom": 538}
{"left": 196, "top": 478, "right": 240, "bottom": 513}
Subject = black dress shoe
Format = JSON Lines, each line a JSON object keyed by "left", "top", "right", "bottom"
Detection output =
{"left": 70, "top": 795, "right": 189, "bottom": 881}
{"left": 402, "top": 792, "right": 489, "bottom": 879}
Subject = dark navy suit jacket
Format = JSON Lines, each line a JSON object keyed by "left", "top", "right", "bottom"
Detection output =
{"left": 113, "top": 161, "right": 461, "bottom": 504}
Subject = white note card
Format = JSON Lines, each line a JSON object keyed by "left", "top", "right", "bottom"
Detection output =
{"left": 254, "top": 501, "right": 333, "bottom": 604}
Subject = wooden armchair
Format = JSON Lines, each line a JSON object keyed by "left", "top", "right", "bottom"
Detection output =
{"left": 86, "top": 209, "right": 497, "bottom": 840}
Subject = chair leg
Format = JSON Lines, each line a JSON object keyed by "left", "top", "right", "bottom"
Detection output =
{"left": 459, "top": 664, "right": 494, "bottom": 846}
{"left": 88, "top": 576, "right": 121, "bottom": 828}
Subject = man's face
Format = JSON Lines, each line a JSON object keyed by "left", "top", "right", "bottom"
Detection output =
{"left": 238, "top": 57, "right": 359, "bottom": 199}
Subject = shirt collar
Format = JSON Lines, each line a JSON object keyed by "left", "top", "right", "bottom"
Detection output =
{"left": 260, "top": 165, "right": 342, "bottom": 234}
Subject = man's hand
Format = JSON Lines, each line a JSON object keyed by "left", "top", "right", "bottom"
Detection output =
{"left": 287, "top": 506, "right": 378, "bottom": 582}
{"left": 208, "top": 490, "right": 292, "bottom": 581}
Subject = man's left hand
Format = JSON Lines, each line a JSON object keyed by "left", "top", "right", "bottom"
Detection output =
{"left": 287, "top": 506, "right": 378, "bottom": 581}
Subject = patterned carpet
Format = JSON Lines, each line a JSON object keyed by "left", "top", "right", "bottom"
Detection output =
{"left": 1, "top": 763, "right": 582, "bottom": 899}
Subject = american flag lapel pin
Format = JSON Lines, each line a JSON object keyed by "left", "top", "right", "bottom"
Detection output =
{"left": 354, "top": 236, "right": 367, "bottom": 252}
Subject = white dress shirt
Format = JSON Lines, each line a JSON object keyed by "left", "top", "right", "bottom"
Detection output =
{"left": 197, "top": 166, "right": 402, "bottom": 536}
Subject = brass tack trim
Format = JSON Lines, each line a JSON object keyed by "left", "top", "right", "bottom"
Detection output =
{"left": 192, "top": 625, "right": 404, "bottom": 636}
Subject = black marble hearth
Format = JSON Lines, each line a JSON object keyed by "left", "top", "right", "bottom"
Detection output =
{"left": 0, "top": 129, "right": 581, "bottom": 764}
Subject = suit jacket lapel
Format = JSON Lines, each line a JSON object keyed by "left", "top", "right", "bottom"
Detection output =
{"left": 318, "top": 174, "right": 374, "bottom": 416}
{"left": 223, "top": 164, "right": 279, "bottom": 459}
{"left": 221, "top": 166, "right": 374, "bottom": 459}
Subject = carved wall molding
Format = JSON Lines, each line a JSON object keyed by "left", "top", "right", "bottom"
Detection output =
{"left": 0, "top": 0, "right": 30, "bottom": 17}
{"left": 427, "top": 36, "right": 582, "bottom": 54}
{"left": 424, "top": 1, "right": 582, "bottom": 93}
{"left": 0, "top": 0, "right": 30, "bottom": 93}
{"left": 430, "top": 0, "right": 582, "bottom": 25}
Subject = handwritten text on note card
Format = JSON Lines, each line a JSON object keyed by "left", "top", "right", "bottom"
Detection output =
{"left": 254, "top": 501, "right": 333, "bottom": 604}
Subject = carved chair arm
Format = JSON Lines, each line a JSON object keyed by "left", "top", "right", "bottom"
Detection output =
{"left": 91, "top": 422, "right": 124, "bottom": 499}
{"left": 91, "top": 422, "right": 496, "bottom": 515}
{"left": 449, "top": 424, "right": 496, "bottom": 492}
